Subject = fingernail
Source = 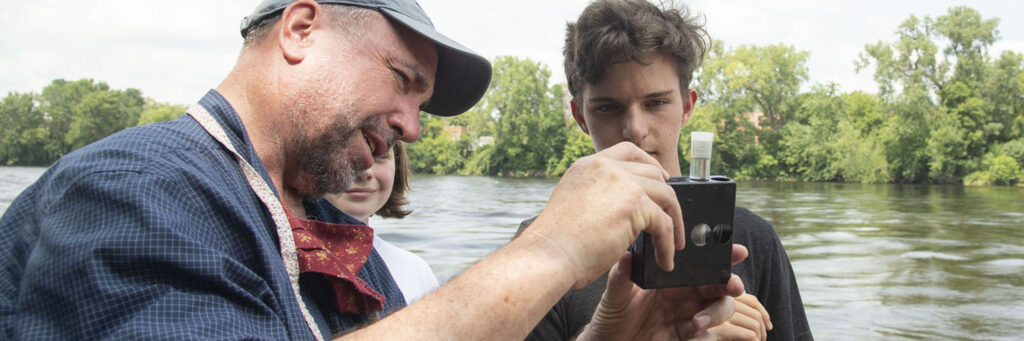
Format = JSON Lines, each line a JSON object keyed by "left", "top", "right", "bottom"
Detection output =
{"left": 694, "top": 314, "right": 711, "bottom": 328}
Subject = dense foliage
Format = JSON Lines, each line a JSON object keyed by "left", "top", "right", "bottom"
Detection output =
{"left": 407, "top": 56, "right": 581, "bottom": 177}
{"left": 0, "top": 79, "right": 185, "bottom": 166}
{"left": 691, "top": 6, "right": 1022, "bottom": 185}
{"left": 2, "top": 7, "right": 1021, "bottom": 185}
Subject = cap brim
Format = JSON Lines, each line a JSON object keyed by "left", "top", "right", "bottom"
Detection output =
{"left": 381, "top": 8, "right": 491, "bottom": 117}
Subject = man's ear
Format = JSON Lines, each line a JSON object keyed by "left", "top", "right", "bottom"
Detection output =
{"left": 570, "top": 99, "right": 590, "bottom": 135}
{"left": 278, "top": 0, "right": 322, "bottom": 64}
{"left": 681, "top": 88, "right": 698, "bottom": 127}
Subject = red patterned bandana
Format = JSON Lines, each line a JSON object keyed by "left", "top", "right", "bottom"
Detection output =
{"left": 283, "top": 206, "right": 384, "bottom": 315}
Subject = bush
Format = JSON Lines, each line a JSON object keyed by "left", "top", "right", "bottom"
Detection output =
{"left": 995, "top": 139, "right": 1024, "bottom": 165}
{"left": 965, "top": 154, "right": 1021, "bottom": 185}
{"left": 989, "top": 154, "right": 1021, "bottom": 185}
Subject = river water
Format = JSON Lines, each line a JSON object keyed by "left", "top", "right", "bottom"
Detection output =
{"left": 2, "top": 167, "right": 1022, "bottom": 340}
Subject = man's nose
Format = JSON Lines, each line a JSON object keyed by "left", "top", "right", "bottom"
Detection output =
{"left": 389, "top": 99, "right": 422, "bottom": 143}
{"left": 621, "top": 106, "right": 648, "bottom": 142}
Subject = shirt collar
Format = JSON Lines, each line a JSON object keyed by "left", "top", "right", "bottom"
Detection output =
{"left": 197, "top": 90, "right": 365, "bottom": 226}
{"left": 197, "top": 89, "right": 279, "bottom": 199}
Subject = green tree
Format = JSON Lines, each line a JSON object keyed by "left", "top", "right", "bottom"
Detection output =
{"left": 780, "top": 84, "right": 844, "bottom": 181}
{"left": 695, "top": 42, "right": 810, "bottom": 180}
{"left": 924, "top": 106, "right": 968, "bottom": 181}
{"left": 880, "top": 90, "right": 934, "bottom": 182}
{"left": 473, "top": 56, "right": 567, "bottom": 176}
{"left": 930, "top": 6, "right": 1008, "bottom": 156}
{"left": 858, "top": 6, "right": 1011, "bottom": 183}
{"left": 827, "top": 91, "right": 891, "bottom": 183}
{"left": 699, "top": 42, "right": 810, "bottom": 131}
{"left": 843, "top": 91, "right": 887, "bottom": 136}
{"left": 38, "top": 79, "right": 109, "bottom": 156}
{"left": 0, "top": 92, "right": 54, "bottom": 165}
{"left": 856, "top": 15, "right": 939, "bottom": 183}
{"left": 462, "top": 143, "right": 495, "bottom": 176}
{"left": 64, "top": 88, "right": 144, "bottom": 151}
{"left": 36, "top": 79, "right": 144, "bottom": 157}
{"left": 406, "top": 59, "right": 571, "bottom": 177}
{"left": 548, "top": 126, "right": 594, "bottom": 176}
{"left": 982, "top": 51, "right": 1024, "bottom": 143}
{"left": 137, "top": 99, "right": 186, "bottom": 126}
{"left": 933, "top": 6, "right": 1000, "bottom": 86}
{"left": 405, "top": 113, "right": 470, "bottom": 174}
{"left": 1016, "top": 70, "right": 1024, "bottom": 138}
{"left": 835, "top": 120, "right": 891, "bottom": 183}
{"left": 857, "top": 15, "right": 947, "bottom": 100}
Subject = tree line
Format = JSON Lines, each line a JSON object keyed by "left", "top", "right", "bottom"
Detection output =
{"left": 0, "top": 79, "right": 185, "bottom": 166}
{"left": 409, "top": 6, "right": 1023, "bottom": 185}
{"left": 2, "top": 6, "right": 1022, "bottom": 185}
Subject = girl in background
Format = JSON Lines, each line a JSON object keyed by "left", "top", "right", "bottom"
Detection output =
{"left": 325, "top": 143, "right": 438, "bottom": 303}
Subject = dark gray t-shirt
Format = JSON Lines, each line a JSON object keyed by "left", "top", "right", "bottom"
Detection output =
{"left": 517, "top": 207, "right": 812, "bottom": 340}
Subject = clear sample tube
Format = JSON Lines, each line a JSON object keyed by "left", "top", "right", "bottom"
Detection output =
{"left": 689, "top": 131, "right": 713, "bottom": 181}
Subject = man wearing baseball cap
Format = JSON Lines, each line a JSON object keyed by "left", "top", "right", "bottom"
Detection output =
{"left": 0, "top": 0, "right": 743, "bottom": 339}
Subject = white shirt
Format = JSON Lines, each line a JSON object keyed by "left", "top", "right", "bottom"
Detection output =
{"left": 373, "top": 236, "right": 439, "bottom": 304}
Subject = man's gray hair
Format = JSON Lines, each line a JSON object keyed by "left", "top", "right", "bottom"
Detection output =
{"left": 242, "top": 4, "right": 376, "bottom": 50}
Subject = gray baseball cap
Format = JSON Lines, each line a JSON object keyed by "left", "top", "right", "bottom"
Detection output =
{"left": 240, "top": 0, "right": 491, "bottom": 116}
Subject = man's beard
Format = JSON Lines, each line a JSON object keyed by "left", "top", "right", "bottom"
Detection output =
{"left": 293, "top": 120, "right": 365, "bottom": 199}
{"left": 287, "top": 100, "right": 385, "bottom": 200}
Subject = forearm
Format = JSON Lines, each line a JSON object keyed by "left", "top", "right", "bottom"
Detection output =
{"left": 341, "top": 231, "right": 576, "bottom": 339}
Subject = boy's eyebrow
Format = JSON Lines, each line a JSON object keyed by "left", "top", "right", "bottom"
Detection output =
{"left": 587, "top": 89, "right": 676, "bottom": 103}
{"left": 645, "top": 90, "right": 674, "bottom": 98}
{"left": 586, "top": 96, "right": 618, "bottom": 103}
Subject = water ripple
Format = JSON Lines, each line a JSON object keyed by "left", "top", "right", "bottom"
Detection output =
{"left": 4, "top": 170, "right": 1024, "bottom": 340}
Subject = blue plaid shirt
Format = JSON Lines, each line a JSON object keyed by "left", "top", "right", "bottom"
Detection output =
{"left": 0, "top": 90, "right": 405, "bottom": 339}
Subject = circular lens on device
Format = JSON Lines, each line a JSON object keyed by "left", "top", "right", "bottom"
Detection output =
{"left": 713, "top": 224, "right": 733, "bottom": 243}
{"left": 692, "top": 223, "right": 710, "bottom": 247}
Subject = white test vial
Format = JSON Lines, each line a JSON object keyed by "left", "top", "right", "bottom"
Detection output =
{"left": 689, "top": 131, "right": 714, "bottom": 181}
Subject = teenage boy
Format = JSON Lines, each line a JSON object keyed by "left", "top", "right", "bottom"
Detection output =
{"left": 518, "top": 1, "right": 812, "bottom": 340}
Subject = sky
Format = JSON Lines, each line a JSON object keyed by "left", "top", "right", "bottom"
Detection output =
{"left": 2, "top": 0, "right": 1023, "bottom": 105}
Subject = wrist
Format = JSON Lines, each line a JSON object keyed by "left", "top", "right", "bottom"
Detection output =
{"left": 514, "top": 229, "right": 580, "bottom": 282}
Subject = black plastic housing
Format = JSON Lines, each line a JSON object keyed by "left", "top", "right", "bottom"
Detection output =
{"left": 629, "top": 176, "right": 736, "bottom": 289}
